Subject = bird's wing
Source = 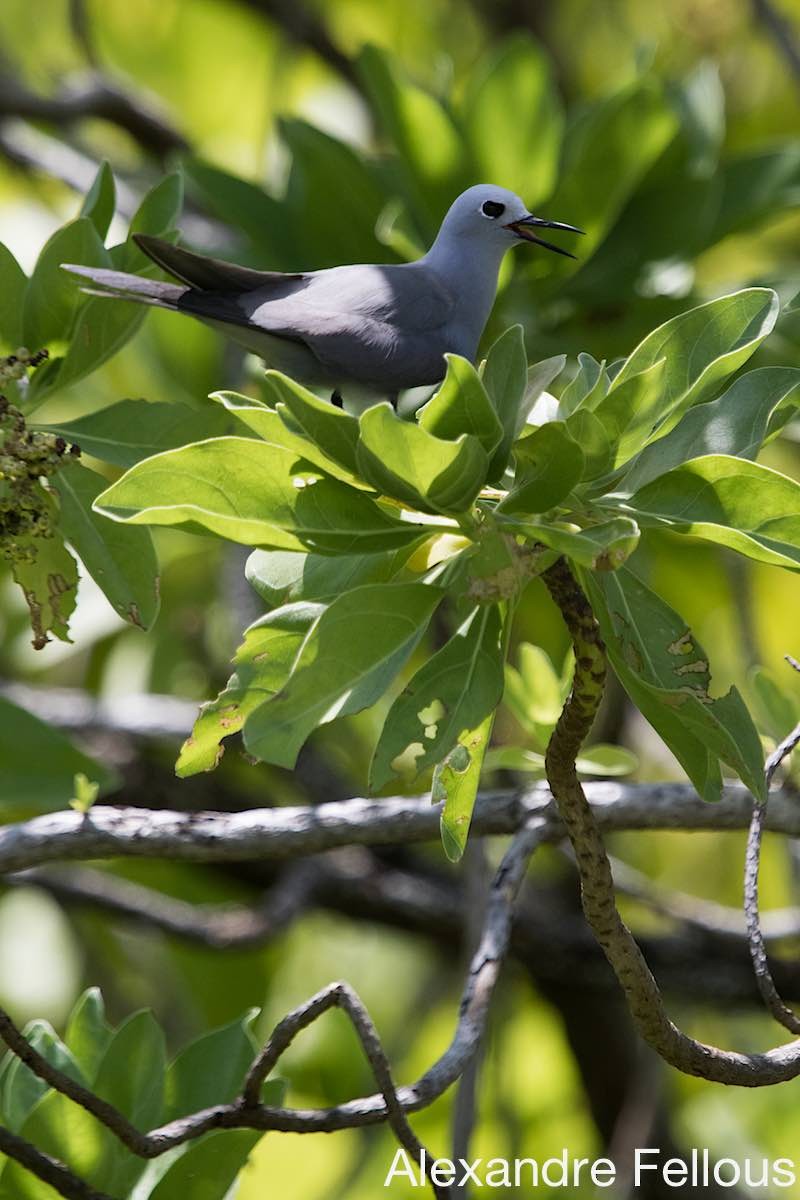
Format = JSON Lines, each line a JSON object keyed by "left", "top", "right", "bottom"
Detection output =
{"left": 237, "top": 263, "right": 456, "bottom": 386}
{"left": 133, "top": 234, "right": 306, "bottom": 294}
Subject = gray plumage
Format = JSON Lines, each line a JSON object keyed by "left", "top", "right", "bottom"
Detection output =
{"left": 62, "top": 184, "right": 581, "bottom": 402}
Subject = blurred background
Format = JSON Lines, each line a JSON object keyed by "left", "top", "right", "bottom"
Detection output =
{"left": 2, "top": 0, "right": 800, "bottom": 1195}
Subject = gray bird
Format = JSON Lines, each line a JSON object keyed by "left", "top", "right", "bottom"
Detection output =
{"left": 63, "top": 184, "right": 581, "bottom": 406}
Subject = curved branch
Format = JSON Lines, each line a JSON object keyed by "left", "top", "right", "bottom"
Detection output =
{"left": 541, "top": 557, "right": 800, "bottom": 1087}
{"left": 0, "top": 1124, "right": 113, "bottom": 1200}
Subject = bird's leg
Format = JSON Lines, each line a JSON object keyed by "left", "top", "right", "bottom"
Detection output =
{"left": 331, "top": 390, "right": 344, "bottom": 409}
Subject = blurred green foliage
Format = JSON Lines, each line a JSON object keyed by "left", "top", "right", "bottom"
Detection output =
{"left": 2, "top": 0, "right": 800, "bottom": 1196}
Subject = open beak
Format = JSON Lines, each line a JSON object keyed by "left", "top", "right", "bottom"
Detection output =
{"left": 505, "top": 214, "right": 585, "bottom": 259}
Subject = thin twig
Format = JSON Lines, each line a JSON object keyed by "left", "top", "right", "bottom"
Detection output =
{"left": 744, "top": 655, "right": 800, "bottom": 1034}
{"left": 242, "top": 982, "right": 449, "bottom": 1199}
{"left": 0, "top": 1124, "right": 113, "bottom": 1200}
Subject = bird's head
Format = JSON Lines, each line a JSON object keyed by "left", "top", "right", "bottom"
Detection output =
{"left": 440, "top": 185, "right": 583, "bottom": 259}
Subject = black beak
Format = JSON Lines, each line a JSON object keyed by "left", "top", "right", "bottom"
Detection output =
{"left": 505, "top": 214, "right": 585, "bottom": 258}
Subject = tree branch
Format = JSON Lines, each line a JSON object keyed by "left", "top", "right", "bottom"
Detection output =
{"left": 0, "top": 1124, "right": 113, "bottom": 1200}
{"left": 541, "top": 557, "right": 800, "bottom": 1086}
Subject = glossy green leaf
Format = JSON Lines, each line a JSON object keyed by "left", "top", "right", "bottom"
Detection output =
{"left": 501, "top": 422, "right": 584, "bottom": 514}
{"left": 245, "top": 543, "right": 419, "bottom": 608}
{"left": 164, "top": 1011, "right": 259, "bottom": 1120}
{"left": 627, "top": 455, "right": 800, "bottom": 571}
{"left": 80, "top": 161, "right": 116, "bottom": 239}
{"left": 0, "top": 242, "right": 27, "bottom": 348}
{"left": 620, "top": 367, "right": 800, "bottom": 492}
{"left": 481, "top": 324, "right": 528, "bottom": 481}
{"left": 37, "top": 300, "right": 149, "bottom": 398}
{"left": 370, "top": 605, "right": 505, "bottom": 789}
{"left": 212, "top": 389, "right": 360, "bottom": 485}
{"left": 39, "top": 399, "right": 240, "bottom": 468}
{"left": 118, "top": 173, "right": 184, "bottom": 270}
{"left": 518, "top": 355, "right": 568, "bottom": 426}
{"left": 418, "top": 354, "right": 503, "bottom": 455}
{"left": 750, "top": 665, "right": 800, "bottom": 743}
{"left": 147, "top": 1130, "right": 262, "bottom": 1200}
{"left": 559, "top": 353, "right": 607, "bottom": 417}
{"left": 243, "top": 582, "right": 443, "bottom": 768}
{"left": 434, "top": 710, "right": 494, "bottom": 862}
{"left": 11, "top": 526, "right": 78, "bottom": 648}
{"left": 183, "top": 156, "right": 293, "bottom": 266}
{"left": 22, "top": 218, "right": 110, "bottom": 349}
{"left": 95, "top": 438, "right": 429, "bottom": 552}
{"left": 611, "top": 288, "right": 779, "bottom": 428}
{"left": 54, "top": 463, "right": 160, "bottom": 630}
{"left": 564, "top": 408, "right": 615, "bottom": 481}
{"left": 504, "top": 516, "right": 640, "bottom": 570}
{"left": 65, "top": 988, "right": 113, "bottom": 1086}
{"left": 0, "top": 698, "right": 117, "bottom": 813}
{"left": 582, "top": 565, "right": 765, "bottom": 802}
{"left": 357, "top": 403, "right": 488, "bottom": 514}
{"left": 463, "top": 33, "right": 563, "bottom": 207}
{"left": 176, "top": 602, "right": 322, "bottom": 776}
{"left": 591, "top": 358, "right": 667, "bottom": 467}
{"left": 263, "top": 371, "right": 361, "bottom": 475}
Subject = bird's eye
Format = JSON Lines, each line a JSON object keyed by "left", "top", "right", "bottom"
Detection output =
{"left": 481, "top": 200, "right": 506, "bottom": 219}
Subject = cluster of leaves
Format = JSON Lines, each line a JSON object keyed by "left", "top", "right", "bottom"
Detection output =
{"left": 91, "top": 287, "right": 800, "bottom": 857}
{"left": 0, "top": 989, "right": 282, "bottom": 1199}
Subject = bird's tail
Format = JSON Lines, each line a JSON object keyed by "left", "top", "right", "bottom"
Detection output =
{"left": 60, "top": 264, "right": 187, "bottom": 311}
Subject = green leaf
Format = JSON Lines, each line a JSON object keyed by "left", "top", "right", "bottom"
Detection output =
{"left": 591, "top": 358, "right": 667, "bottom": 467}
{"left": 463, "top": 33, "right": 563, "bottom": 207}
{"left": 164, "top": 1012, "right": 259, "bottom": 1120}
{"left": 418, "top": 354, "right": 503, "bottom": 456}
{"left": 281, "top": 118, "right": 388, "bottom": 266}
{"left": 481, "top": 325, "right": 528, "bottom": 482}
{"left": 35, "top": 299, "right": 148, "bottom": 398}
{"left": 262, "top": 371, "right": 361, "bottom": 475}
{"left": 503, "top": 643, "right": 569, "bottom": 749}
{"left": 582, "top": 565, "right": 765, "bottom": 802}
{"left": 434, "top": 710, "right": 494, "bottom": 862}
{"left": 559, "top": 353, "right": 607, "bottom": 418}
{"left": 357, "top": 44, "right": 468, "bottom": 235}
{"left": 80, "top": 161, "right": 116, "bottom": 239}
{"left": 0, "top": 698, "right": 117, "bottom": 814}
{"left": 626, "top": 454, "right": 800, "bottom": 571}
{"left": 673, "top": 61, "right": 725, "bottom": 180}
{"left": 357, "top": 403, "right": 488, "bottom": 514}
{"left": 610, "top": 288, "right": 779, "bottom": 430}
{"left": 245, "top": 544, "right": 419, "bottom": 608}
{"left": 545, "top": 80, "right": 677, "bottom": 261}
{"left": 176, "top": 603, "right": 321, "bottom": 776}
{"left": 92, "top": 1010, "right": 165, "bottom": 1134}
{"left": 501, "top": 422, "right": 584, "bottom": 514}
{"left": 22, "top": 218, "right": 110, "bottom": 349}
{"left": 503, "top": 516, "right": 640, "bottom": 570}
{"left": 183, "top": 156, "right": 293, "bottom": 266}
{"left": 370, "top": 605, "right": 505, "bottom": 789}
{"left": 119, "top": 173, "right": 184, "bottom": 269}
{"left": 518, "top": 355, "right": 568, "bottom": 426}
{"left": 620, "top": 367, "right": 800, "bottom": 493}
{"left": 750, "top": 665, "right": 800, "bottom": 742}
{"left": 65, "top": 988, "right": 113, "bottom": 1086}
{"left": 2, "top": 1022, "right": 84, "bottom": 1134}
{"left": 147, "top": 1130, "right": 262, "bottom": 1200}
{"left": 243, "top": 582, "right": 443, "bottom": 768}
{"left": 11, "top": 527, "right": 78, "bottom": 648}
{"left": 39, "top": 399, "right": 240, "bottom": 468}
{"left": 564, "top": 409, "right": 615, "bottom": 481}
{"left": 94, "top": 438, "right": 430, "bottom": 553}
{"left": 54, "top": 463, "right": 160, "bottom": 630}
{"left": 0, "top": 242, "right": 27, "bottom": 348}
